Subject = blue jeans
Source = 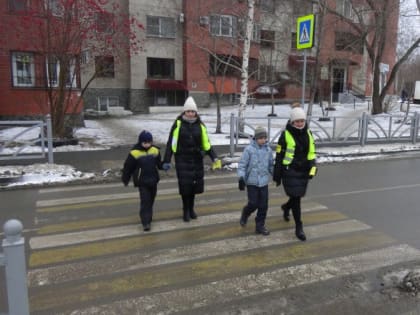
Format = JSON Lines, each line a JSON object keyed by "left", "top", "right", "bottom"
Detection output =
{"left": 243, "top": 185, "right": 269, "bottom": 228}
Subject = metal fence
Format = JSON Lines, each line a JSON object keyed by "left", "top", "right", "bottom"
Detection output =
{"left": 0, "top": 115, "right": 54, "bottom": 163}
{"left": 229, "top": 111, "right": 420, "bottom": 157}
{"left": 0, "top": 219, "right": 30, "bottom": 315}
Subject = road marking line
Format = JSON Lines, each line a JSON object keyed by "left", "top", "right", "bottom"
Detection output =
{"left": 30, "top": 204, "right": 327, "bottom": 250}
{"left": 35, "top": 199, "right": 324, "bottom": 234}
{"left": 28, "top": 230, "right": 397, "bottom": 312}
{"left": 28, "top": 219, "right": 370, "bottom": 286}
{"left": 39, "top": 174, "right": 236, "bottom": 194}
{"left": 35, "top": 190, "right": 284, "bottom": 214}
{"left": 54, "top": 244, "right": 420, "bottom": 315}
{"left": 36, "top": 183, "right": 239, "bottom": 207}
{"left": 29, "top": 210, "right": 341, "bottom": 267}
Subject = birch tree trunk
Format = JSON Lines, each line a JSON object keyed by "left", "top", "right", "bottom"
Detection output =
{"left": 238, "top": 0, "right": 255, "bottom": 133}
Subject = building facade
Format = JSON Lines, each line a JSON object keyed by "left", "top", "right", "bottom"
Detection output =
{"left": 0, "top": 0, "right": 82, "bottom": 120}
{"left": 0, "top": 0, "right": 399, "bottom": 119}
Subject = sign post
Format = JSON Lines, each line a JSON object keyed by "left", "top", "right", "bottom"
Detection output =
{"left": 297, "top": 14, "right": 315, "bottom": 107}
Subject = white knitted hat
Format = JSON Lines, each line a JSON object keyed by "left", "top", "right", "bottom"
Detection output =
{"left": 290, "top": 107, "right": 306, "bottom": 122}
{"left": 183, "top": 96, "right": 198, "bottom": 112}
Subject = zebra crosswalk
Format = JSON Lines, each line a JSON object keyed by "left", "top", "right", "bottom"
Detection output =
{"left": 27, "top": 174, "right": 420, "bottom": 314}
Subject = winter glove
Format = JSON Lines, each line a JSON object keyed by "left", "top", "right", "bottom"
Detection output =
{"left": 238, "top": 177, "right": 246, "bottom": 191}
{"left": 308, "top": 166, "right": 317, "bottom": 179}
{"left": 212, "top": 159, "right": 222, "bottom": 170}
{"left": 162, "top": 163, "right": 171, "bottom": 171}
{"left": 273, "top": 167, "right": 282, "bottom": 184}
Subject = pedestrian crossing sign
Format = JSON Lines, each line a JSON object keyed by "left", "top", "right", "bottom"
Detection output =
{"left": 297, "top": 14, "right": 315, "bottom": 50}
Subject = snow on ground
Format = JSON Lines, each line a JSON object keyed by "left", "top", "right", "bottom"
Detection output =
{"left": 1, "top": 101, "right": 420, "bottom": 188}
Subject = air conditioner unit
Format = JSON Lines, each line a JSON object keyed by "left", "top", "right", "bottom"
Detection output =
{"left": 199, "top": 16, "right": 209, "bottom": 26}
{"left": 179, "top": 13, "right": 184, "bottom": 23}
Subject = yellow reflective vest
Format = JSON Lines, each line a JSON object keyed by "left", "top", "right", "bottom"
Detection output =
{"left": 171, "top": 119, "right": 211, "bottom": 153}
{"left": 282, "top": 129, "right": 316, "bottom": 165}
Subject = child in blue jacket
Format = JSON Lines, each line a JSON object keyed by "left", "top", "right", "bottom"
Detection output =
{"left": 237, "top": 126, "right": 273, "bottom": 235}
{"left": 122, "top": 130, "right": 162, "bottom": 231}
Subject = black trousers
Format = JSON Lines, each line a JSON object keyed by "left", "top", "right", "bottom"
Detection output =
{"left": 138, "top": 185, "right": 157, "bottom": 225}
{"left": 181, "top": 194, "right": 195, "bottom": 212}
{"left": 284, "top": 196, "right": 302, "bottom": 226}
{"left": 243, "top": 185, "right": 268, "bottom": 228}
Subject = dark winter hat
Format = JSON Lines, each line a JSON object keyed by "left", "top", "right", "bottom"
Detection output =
{"left": 254, "top": 126, "right": 267, "bottom": 139}
{"left": 138, "top": 130, "right": 153, "bottom": 143}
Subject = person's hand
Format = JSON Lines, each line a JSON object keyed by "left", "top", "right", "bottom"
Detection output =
{"left": 238, "top": 177, "right": 246, "bottom": 191}
{"left": 162, "top": 163, "right": 171, "bottom": 171}
{"left": 212, "top": 159, "right": 222, "bottom": 170}
{"left": 308, "top": 166, "right": 317, "bottom": 179}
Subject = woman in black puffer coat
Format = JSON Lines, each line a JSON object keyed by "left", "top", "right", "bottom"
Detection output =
{"left": 163, "top": 96, "right": 221, "bottom": 222}
{"left": 273, "top": 107, "right": 317, "bottom": 241}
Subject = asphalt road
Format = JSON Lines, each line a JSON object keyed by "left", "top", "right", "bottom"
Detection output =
{"left": 2, "top": 154, "right": 420, "bottom": 314}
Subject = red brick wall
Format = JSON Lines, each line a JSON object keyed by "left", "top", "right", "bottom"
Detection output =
{"left": 0, "top": 1, "right": 82, "bottom": 118}
{"left": 183, "top": 0, "right": 260, "bottom": 96}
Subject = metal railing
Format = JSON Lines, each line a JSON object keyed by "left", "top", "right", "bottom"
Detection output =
{"left": 229, "top": 111, "right": 420, "bottom": 157}
{"left": 0, "top": 219, "right": 30, "bottom": 315}
{"left": 0, "top": 115, "right": 54, "bottom": 163}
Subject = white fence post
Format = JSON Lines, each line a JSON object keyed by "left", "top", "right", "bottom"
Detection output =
{"left": 1, "top": 219, "right": 30, "bottom": 315}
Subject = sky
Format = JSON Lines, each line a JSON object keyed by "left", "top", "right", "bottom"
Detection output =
{"left": 2, "top": 101, "right": 420, "bottom": 188}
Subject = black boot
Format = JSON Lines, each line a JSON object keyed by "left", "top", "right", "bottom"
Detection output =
{"left": 256, "top": 225, "right": 270, "bottom": 236}
{"left": 189, "top": 194, "right": 197, "bottom": 219}
{"left": 281, "top": 204, "right": 290, "bottom": 222}
{"left": 183, "top": 209, "right": 190, "bottom": 222}
{"left": 240, "top": 208, "right": 250, "bottom": 226}
{"left": 189, "top": 209, "right": 197, "bottom": 219}
{"left": 295, "top": 224, "right": 306, "bottom": 241}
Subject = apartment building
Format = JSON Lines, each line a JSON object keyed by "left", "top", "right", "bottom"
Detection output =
{"left": 0, "top": 0, "right": 399, "bottom": 118}
{"left": 0, "top": 0, "right": 82, "bottom": 120}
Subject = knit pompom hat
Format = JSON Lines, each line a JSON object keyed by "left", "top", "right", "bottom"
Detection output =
{"left": 254, "top": 126, "right": 267, "bottom": 139}
{"left": 290, "top": 107, "right": 306, "bottom": 122}
{"left": 138, "top": 130, "right": 153, "bottom": 143}
{"left": 183, "top": 96, "right": 198, "bottom": 112}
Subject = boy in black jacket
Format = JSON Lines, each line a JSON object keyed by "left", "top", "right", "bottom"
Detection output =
{"left": 122, "top": 130, "right": 163, "bottom": 231}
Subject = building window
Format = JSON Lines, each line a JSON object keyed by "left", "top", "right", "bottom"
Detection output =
{"left": 238, "top": 22, "right": 260, "bottom": 42}
{"left": 260, "top": 30, "right": 275, "bottom": 48}
{"left": 337, "top": 0, "right": 352, "bottom": 18}
{"left": 96, "top": 12, "right": 113, "bottom": 34}
{"left": 81, "top": 50, "right": 90, "bottom": 64}
{"left": 259, "top": 0, "right": 274, "bottom": 12}
{"left": 209, "top": 54, "right": 241, "bottom": 77}
{"left": 335, "top": 32, "right": 363, "bottom": 54}
{"left": 248, "top": 58, "right": 259, "bottom": 80}
{"left": 46, "top": 57, "right": 59, "bottom": 87}
{"left": 97, "top": 96, "right": 119, "bottom": 112}
{"left": 45, "top": 0, "right": 64, "bottom": 17}
{"left": 258, "top": 64, "right": 274, "bottom": 82}
{"left": 8, "top": 0, "right": 28, "bottom": 12}
{"left": 291, "top": 32, "right": 297, "bottom": 51}
{"left": 210, "top": 15, "right": 237, "bottom": 37}
{"left": 95, "top": 56, "right": 115, "bottom": 78}
{"left": 146, "top": 16, "right": 176, "bottom": 38}
{"left": 147, "top": 58, "right": 174, "bottom": 79}
{"left": 11, "top": 52, "right": 35, "bottom": 87}
{"left": 46, "top": 57, "right": 78, "bottom": 87}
